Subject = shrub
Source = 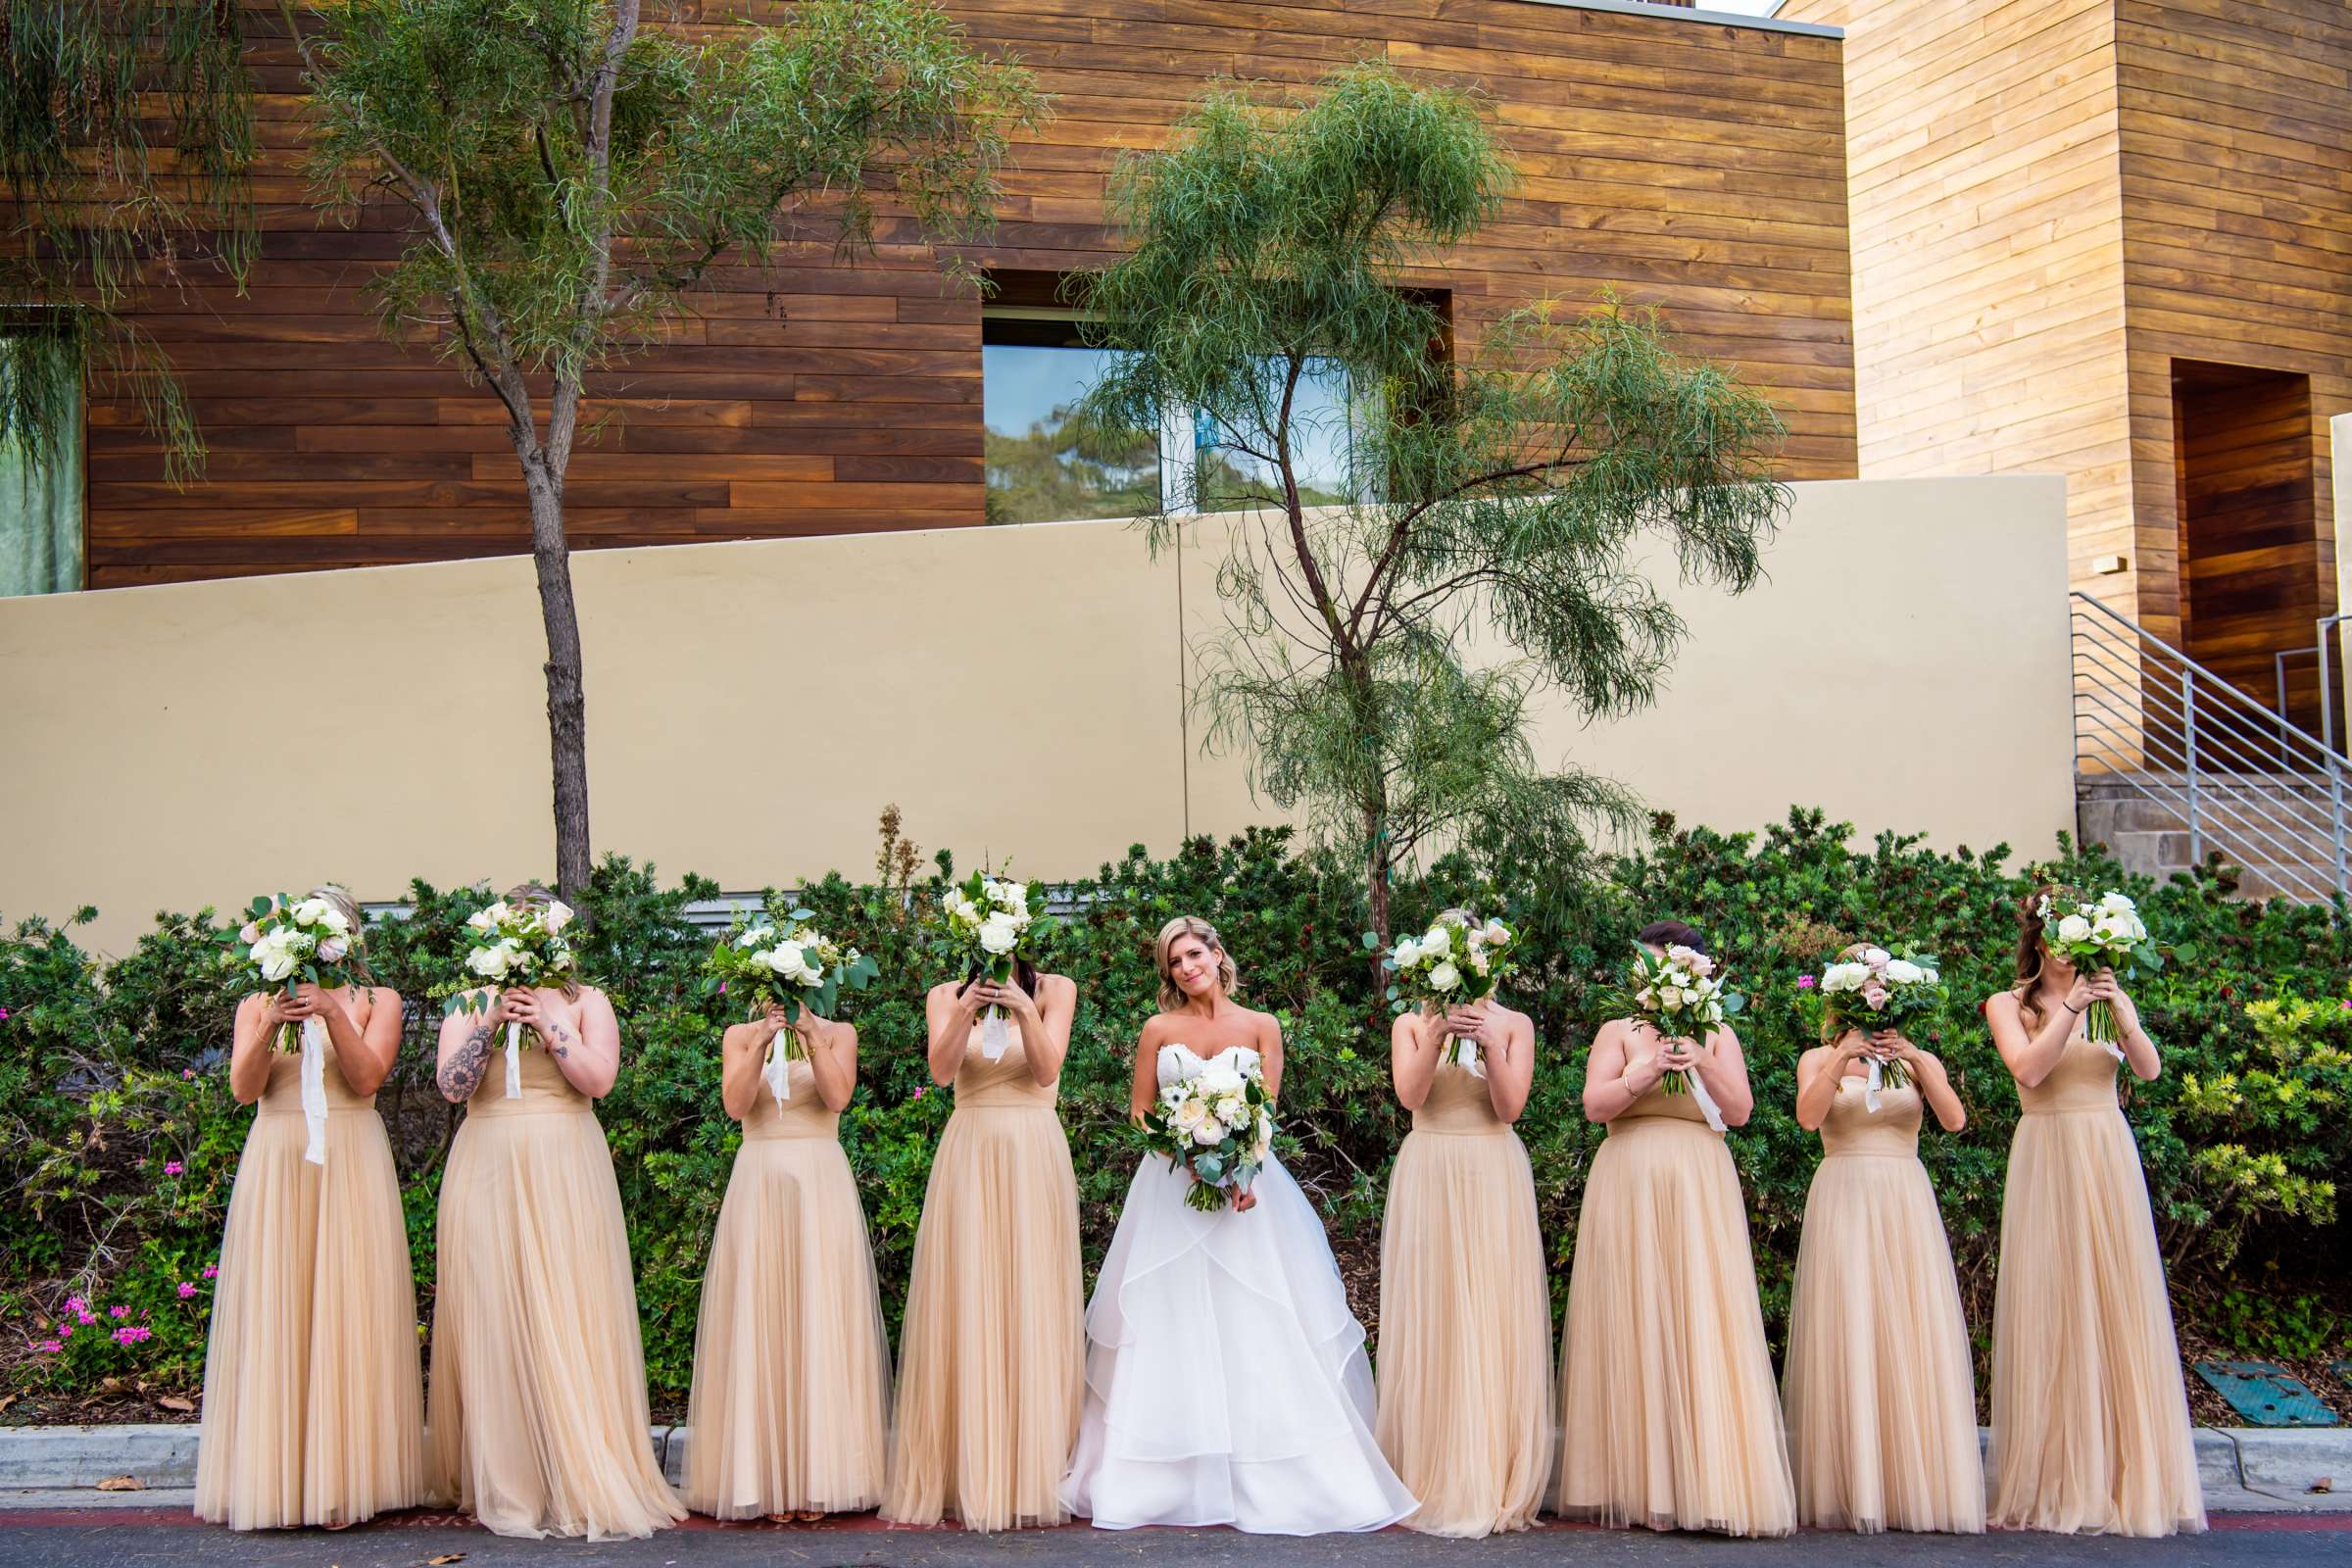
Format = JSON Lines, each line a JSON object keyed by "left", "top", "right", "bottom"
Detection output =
{"left": 2, "top": 807, "right": 2345, "bottom": 1410}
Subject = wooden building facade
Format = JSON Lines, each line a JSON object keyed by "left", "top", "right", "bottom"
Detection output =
{"left": 57, "top": 0, "right": 1857, "bottom": 589}
{"left": 1784, "top": 0, "right": 2350, "bottom": 730}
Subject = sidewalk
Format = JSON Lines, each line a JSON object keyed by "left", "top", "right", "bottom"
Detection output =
{"left": 1, "top": 1422, "right": 2346, "bottom": 1515}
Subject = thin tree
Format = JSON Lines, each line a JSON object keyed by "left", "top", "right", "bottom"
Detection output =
{"left": 1078, "top": 64, "right": 1790, "bottom": 956}
{"left": 281, "top": 0, "right": 1044, "bottom": 898}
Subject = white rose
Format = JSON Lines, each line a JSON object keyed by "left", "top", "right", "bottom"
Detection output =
{"left": 1199, "top": 1067, "right": 1244, "bottom": 1098}
{"left": 258, "top": 948, "right": 298, "bottom": 983}
{"left": 977, "top": 914, "right": 1019, "bottom": 956}
{"left": 1861, "top": 947, "right": 1890, "bottom": 967}
{"left": 1191, "top": 1120, "right": 1224, "bottom": 1148}
{"left": 1172, "top": 1098, "right": 1207, "bottom": 1130}
{"left": 290, "top": 897, "right": 331, "bottom": 926}
{"left": 1635, "top": 986, "right": 1655, "bottom": 1007}
{"left": 1883, "top": 958, "right": 1924, "bottom": 985}
{"left": 2099, "top": 892, "right": 2134, "bottom": 914}
{"left": 766, "top": 939, "right": 808, "bottom": 978}
{"left": 466, "top": 904, "right": 502, "bottom": 931}
{"left": 1424, "top": 925, "right": 1449, "bottom": 952}
{"left": 466, "top": 941, "right": 510, "bottom": 979}
{"left": 1428, "top": 959, "right": 1461, "bottom": 993}
{"left": 1922, "top": 966, "right": 1940, "bottom": 985}
{"left": 543, "top": 902, "right": 573, "bottom": 933}
{"left": 2056, "top": 913, "right": 2092, "bottom": 944}
{"left": 1392, "top": 937, "right": 1422, "bottom": 968}
{"left": 1660, "top": 986, "right": 1685, "bottom": 1010}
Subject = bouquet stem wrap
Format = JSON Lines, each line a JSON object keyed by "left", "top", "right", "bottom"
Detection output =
{"left": 764, "top": 1029, "right": 794, "bottom": 1107}
{"left": 2087, "top": 1001, "right": 2126, "bottom": 1060}
{"left": 1675, "top": 1062, "right": 1728, "bottom": 1133}
{"left": 299, "top": 1014, "right": 330, "bottom": 1166}
{"left": 980, "top": 1005, "right": 1010, "bottom": 1061}
{"left": 1863, "top": 1057, "right": 1884, "bottom": 1115}
{"left": 505, "top": 1020, "right": 523, "bottom": 1098}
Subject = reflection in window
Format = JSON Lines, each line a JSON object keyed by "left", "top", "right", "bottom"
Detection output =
{"left": 0, "top": 343, "right": 82, "bottom": 597}
{"left": 1193, "top": 359, "right": 1356, "bottom": 514}
{"left": 982, "top": 320, "right": 1159, "bottom": 525}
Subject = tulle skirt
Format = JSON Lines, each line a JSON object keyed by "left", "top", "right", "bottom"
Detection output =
{"left": 1988, "top": 1108, "right": 2205, "bottom": 1536}
{"left": 195, "top": 1102, "right": 425, "bottom": 1529}
{"left": 427, "top": 1104, "right": 685, "bottom": 1541}
{"left": 1375, "top": 1128, "right": 1552, "bottom": 1538}
{"left": 1555, "top": 1117, "right": 1795, "bottom": 1537}
{"left": 684, "top": 1134, "right": 893, "bottom": 1518}
{"left": 1783, "top": 1152, "right": 1983, "bottom": 1533}
{"left": 1062, "top": 1155, "right": 1417, "bottom": 1535}
{"left": 882, "top": 1104, "right": 1084, "bottom": 1531}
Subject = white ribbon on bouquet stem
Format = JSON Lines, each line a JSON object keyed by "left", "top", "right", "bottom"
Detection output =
{"left": 763, "top": 1016, "right": 795, "bottom": 1109}
{"left": 504, "top": 1018, "right": 523, "bottom": 1098}
{"left": 298, "top": 1015, "right": 330, "bottom": 1165}
{"left": 1864, "top": 1056, "right": 1885, "bottom": 1114}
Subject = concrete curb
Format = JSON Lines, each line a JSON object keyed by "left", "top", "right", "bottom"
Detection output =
{"left": 1, "top": 1422, "right": 2345, "bottom": 1508}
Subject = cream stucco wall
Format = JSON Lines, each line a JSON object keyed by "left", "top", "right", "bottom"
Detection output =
{"left": 3, "top": 476, "right": 2072, "bottom": 957}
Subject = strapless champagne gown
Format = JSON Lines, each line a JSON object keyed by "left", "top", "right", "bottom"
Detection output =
{"left": 427, "top": 1044, "right": 684, "bottom": 1540}
{"left": 1555, "top": 1072, "right": 1794, "bottom": 1537}
{"left": 1988, "top": 1032, "right": 2205, "bottom": 1536}
{"left": 684, "top": 1057, "right": 891, "bottom": 1518}
{"left": 1375, "top": 1059, "right": 1551, "bottom": 1538}
{"left": 1783, "top": 1074, "right": 1982, "bottom": 1533}
{"left": 196, "top": 1044, "right": 424, "bottom": 1529}
{"left": 881, "top": 1033, "right": 1083, "bottom": 1531}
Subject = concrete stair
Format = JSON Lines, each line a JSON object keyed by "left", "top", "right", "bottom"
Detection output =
{"left": 2077, "top": 772, "right": 2345, "bottom": 903}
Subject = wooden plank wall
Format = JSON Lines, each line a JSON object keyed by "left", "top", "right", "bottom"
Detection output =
{"left": 2115, "top": 0, "right": 2347, "bottom": 673}
{"left": 1779, "top": 0, "right": 2140, "bottom": 612}
{"left": 83, "top": 0, "right": 1855, "bottom": 587}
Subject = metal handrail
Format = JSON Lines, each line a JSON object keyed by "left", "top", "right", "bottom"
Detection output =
{"left": 2070, "top": 593, "right": 2348, "bottom": 901}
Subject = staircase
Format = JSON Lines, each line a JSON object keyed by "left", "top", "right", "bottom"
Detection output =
{"left": 2071, "top": 594, "right": 2349, "bottom": 904}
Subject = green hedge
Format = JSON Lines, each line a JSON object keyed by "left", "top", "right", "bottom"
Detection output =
{"left": 2, "top": 808, "right": 2346, "bottom": 1408}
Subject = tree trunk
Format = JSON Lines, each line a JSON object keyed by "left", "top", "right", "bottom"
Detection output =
{"left": 520, "top": 460, "right": 593, "bottom": 903}
{"left": 1364, "top": 808, "right": 1393, "bottom": 999}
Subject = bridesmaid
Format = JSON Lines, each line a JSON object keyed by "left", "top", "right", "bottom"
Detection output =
{"left": 1376, "top": 957, "right": 1551, "bottom": 1538}
{"left": 1984, "top": 889, "right": 2205, "bottom": 1536}
{"left": 1783, "top": 978, "right": 1982, "bottom": 1534}
{"left": 1555, "top": 919, "right": 1794, "bottom": 1537}
{"left": 427, "top": 883, "right": 684, "bottom": 1541}
{"left": 684, "top": 999, "right": 891, "bottom": 1521}
{"left": 195, "top": 885, "right": 423, "bottom": 1530}
{"left": 880, "top": 950, "right": 1084, "bottom": 1530}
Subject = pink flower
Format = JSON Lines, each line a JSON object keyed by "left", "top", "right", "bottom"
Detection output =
{"left": 57, "top": 1324, "right": 73, "bottom": 1341}
{"left": 112, "top": 1326, "right": 151, "bottom": 1347}
{"left": 63, "top": 1296, "right": 84, "bottom": 1314}
{"left": 33, "top": 1340, "right": 60, "bottom": 1354}
{"left": 201, "top": 1263, "right": 219, "bottom": 1280}
{"left": 1862, "top": 984, "right": 1889, "bottom": 1009}
{"left": 176, "top": 1282, "right": 197, "bottom": 1299}
{"left": 74, "top": 1308, "right": 94, "bottom": 1325}
{"left": 108, "top": 1304, "right": 129, "bottom": 1319}
{"left": 163, "top": 1160, "right": 183, "bottom": 1177}
{"left": 0, "top": 1007, "right": 11, "bottom": 1021}
{"left": 911, "top": 1086, "right": 926, "bottom": 1102}
{"left": 181, "top": 1068, "right": 195, "bottom": 1080}
{"left": 1795, "top": 975, "right": 1816, "bottom": 990}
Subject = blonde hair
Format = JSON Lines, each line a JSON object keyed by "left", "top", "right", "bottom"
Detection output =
{"left": 307, "top": 883, "right": 372, "bottom": 985}
{"left": 1154, "top": 915, "right": 1238, "bottom": 1012}
{"left": 502, "top": 880, "right": 581, "bottom": 1000}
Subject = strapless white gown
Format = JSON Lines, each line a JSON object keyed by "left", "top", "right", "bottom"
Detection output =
{"left": 1060, "top": 1044, "right": 1416, "bottom": 1534}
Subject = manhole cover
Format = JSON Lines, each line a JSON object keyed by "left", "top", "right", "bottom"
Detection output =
{"left": 2192, "top": 1360, "right": 2339, "bottom": 1427}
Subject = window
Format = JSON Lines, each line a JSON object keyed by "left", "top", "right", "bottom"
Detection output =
{"left": 0, "top": 340, "right": 83, "bottom": 596}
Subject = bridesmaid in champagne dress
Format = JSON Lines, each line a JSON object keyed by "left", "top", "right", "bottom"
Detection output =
{"left": 427, "top": 884, "right": 684, "bottom": 1541}
{"left": 1984, "top": 889, "right": 2205, "bottom": 1537}
{"left": 880, "top": 956, "right": 1084, "bottom": 1531}
{"left": 684, "top": 1001, "right": 891, "bottom": 1520}
{"left": 1555, "top": 919, "right": 1793, "bottom": 1537}
{"left": 1783, "top": 997, "right": 1982, "bottom": 1534}
{"left": 1376, "top": 981, "right": 1550, "bottom": 1538}
{"left": 196, "top": 886, "right": 424, "bottom": 1530}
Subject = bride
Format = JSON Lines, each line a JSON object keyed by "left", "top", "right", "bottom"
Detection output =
{"left": 1060, "top": 915, "right": 1416, "bottom": 1535}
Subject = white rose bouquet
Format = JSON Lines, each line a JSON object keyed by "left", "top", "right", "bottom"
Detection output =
{"left": 1381, "top": 910, "right": 1518, "bottom": 1071}
{"left": 1814, "top": 943, "right": 1946, "bottom": 1092}
{"left": 219, "top": 892, "right": 362, "bottom": 1165}
{"left": 703, "top": 908, "right": 880, "bottom": 1105}
{"left": 446, "top": 898, "right": 579, "bottom": 1099}
{"left": 935, "top": 870, "right": 1048, "bottom": 1060}
{"left": 2036, "top": 888, "right": 2162, "bottom": 1055}
{"left": 220, "top": 893, "right": 360, "bottom": 1053}
{"left": 1138, "top": 1058, "right": 1275, "bottom": 1212}
{"left": 1612, "top": 941, "right": 1744, "bottom": 1131}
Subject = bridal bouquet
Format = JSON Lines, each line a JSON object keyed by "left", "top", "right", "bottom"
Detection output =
{"left": 219, "top": 893, "right": 361, "bottom": 1165}
{"left": 1814, "top": 943, "right": 1946, "bottom": 1091}
{"left": 1139, "top": 1058, "right": 1275, "bottom": 1212}
{"left": 1612, "top": 942, "right": 1744, "bottom": 1131}
{"left": 446, "top": 898, "right": 578, "bottom": 1099}
{"left": 935, "top": 871, "right": 1049, "bottom": 1059}
{"left": 703, "top": 908, "right": 879, "bottom": 1104}
{"left": 1382, "top": 910, "right": 1518, "bottom": 1071}
{"left": 2036, "top": 888, "right": 2162, "bottom": 1054}
{"left": 220, "top": 894, "right": 359, "bottom": 1052}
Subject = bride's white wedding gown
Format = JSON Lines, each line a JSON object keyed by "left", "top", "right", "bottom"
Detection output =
{"left": 1060, "top": 1043, "right": 1417, "bottom": 1535}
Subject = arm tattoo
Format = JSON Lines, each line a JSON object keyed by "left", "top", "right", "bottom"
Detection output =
{"left": 543, "top": 1020, "right": 572, "bottom": 1059}
{"left": 439, "top": 1020, "right": 495, "bottom": 1102}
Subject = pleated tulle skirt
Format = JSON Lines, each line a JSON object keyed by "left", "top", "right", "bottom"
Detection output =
{"left": 195, "top": 1103, "right": 425, "bottom": 1529}
{"left": 1375, "top": 1128, "right": 1552, "bottom": 1538}
{"left": 1555, "top": 1117, "right": 1795, "bottom": 1537}
{"left": 1062, "top": 1155, "right": 1417, "bottom": 1535}
{"left": 427, "top": 1103, "right": 685, "bottom": 1541}
{"left": 1988, "top": 1109, "right": 2206, "bottom": 1537}
{"left": 684, "top": 1134, "right": 893, "bottom": 1518}
{"left": 1783, "top": 1153, "right": 1984, "bottom": 1533}
{"left": 881, "top": 1104, "right": 1083, "bottom": 1531}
